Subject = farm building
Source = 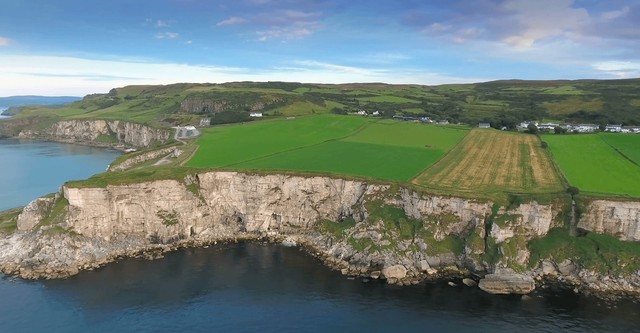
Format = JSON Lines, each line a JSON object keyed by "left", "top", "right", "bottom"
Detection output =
{"left": 538, "top": 123, "right": 559, "bottom": 131}
{"left": 569, "top": 124, "right": 599, "bottom": 133}
{"left": 605, "top": 124, "right": 622, "bottom": 132}
{"left": 478, "top": 123, "right": 491, "bottom": 129}
{"left": 250, "top": 112, "right": 263, "bottom": 117}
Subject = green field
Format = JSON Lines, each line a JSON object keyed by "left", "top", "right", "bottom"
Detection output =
{"left": 544, "top": 134, "right": 640, "bottom": 197}
{"left": 188, "top": 115, "right": 468, "bottom": 181}
{"left": 188, "top": 115, "right": 368, "bottom": 167}
{"left": 599, "top": 133, "right": 640, "bottom": 165}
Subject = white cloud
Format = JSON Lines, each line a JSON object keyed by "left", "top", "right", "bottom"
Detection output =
{"left": 592, "top": 61, "right": 640, "bottom": 78}
{"left": 0, "top": 54, "right": 485, "bottom": 96}
{"left": 155, "top": 32, "right": 179, "bottom": 39}
{"left": 155, "top": 20, "right": 170, "bottom": 28}
{"left": 602, "top": 6, "right": 630, "bottom": 20}
{"left": 293, "top": 60, "right": 381, "bottom": 76}
{"left": 256, "top": 26, "right": 313, "bottom": 41}
{"left": 0, "top": 37, "right": 12, "bottom": 46}
{"left": 216, "top": 17, "right": 248, "bottom": 27}
{"left": 497, "top": 0, "right": 589, "bottom": 48}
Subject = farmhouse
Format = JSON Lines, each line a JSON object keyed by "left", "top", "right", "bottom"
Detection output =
{"left": 478, "top": 123, "right": 491, "bottom": 129}
{"left": 605, "top": 124, "right": 622, "bottom": 132}
{"left": 570, "top": 124, "right": 599, "bottom": 133}
{"left": 518, "top": 121, "right": 537, "bottom": 130}
{"left": 622, "top": 126, "right": 640, "bottom": 133}
{"left": 538, "top": 123, "right": 559, "bottom": 131}
{"left": 356, "top": 110, "right": 367, "bottom": 115}
{"left": 250, "top": 112, "right": 263, "bottom": 117}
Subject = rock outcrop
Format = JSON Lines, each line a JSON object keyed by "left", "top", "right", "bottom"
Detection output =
{"left": 580, "top": 199, "right": 640, "bottom": 241}
{"left": 1, "top": 171, "right": 640, "bottom": 298}
{"left": 18, "top": 120, "right": 171, "bottom": 148}
{"left": 108, "top": 147, "right": 177, "bottom": 171}
{"left": 479, "top": 272, "right": 536, "bottom": 294}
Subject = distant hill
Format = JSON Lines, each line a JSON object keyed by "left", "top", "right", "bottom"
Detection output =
{"left": 0, "top": 96, "right": 81, "bottom": 109}
{"left": 2, "top": 79, "right": 640, "bottom": 128}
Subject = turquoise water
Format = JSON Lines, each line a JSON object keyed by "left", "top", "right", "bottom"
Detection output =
{"left": 0, "top": 137, "right": 639, "bottom": 332}
{"left": 0, "top": 138, "right": 119, "bottom": 210}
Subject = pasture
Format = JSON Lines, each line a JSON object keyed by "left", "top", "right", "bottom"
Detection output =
{"left": 543, "top": 134, "right": 640, "bottom": 197}
{"left": 414, "top": 129, "right": 564, "bottom": 196}
{"left": 188, "top": 116, "right": 468, "bottom": 182}
{"left": 187, "top": 115, "right": 368, "bottom": 168}
{"left": 599, "top": 133, "right": 640, "bottom": 165}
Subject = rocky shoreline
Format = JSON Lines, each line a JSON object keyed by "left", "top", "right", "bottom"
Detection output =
{"left": 2, "top": 226, "right": 639, "bottom": 301}
{"left": 1, "top": 171, "right": 640, "bottom": 300}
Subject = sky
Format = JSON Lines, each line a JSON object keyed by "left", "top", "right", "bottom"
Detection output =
{"left": 0, "top": 0, "right": 639, "bottom": 96}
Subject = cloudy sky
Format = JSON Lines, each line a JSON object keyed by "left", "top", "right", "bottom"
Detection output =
{"left": 0, "top": 0, "right": 639, "bottom": 96}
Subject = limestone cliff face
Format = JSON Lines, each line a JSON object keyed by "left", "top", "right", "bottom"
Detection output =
{"left": 580, "top": 200, "right": 640, "bottom": 241}
{"left": 62, "top": 173, "right": 376, "bottom": 241}
{"left": 3, "top": 171, "right": 640, "bottom": 297}
{"left": 18, "top": 120, "right": 171, "bottom": 148}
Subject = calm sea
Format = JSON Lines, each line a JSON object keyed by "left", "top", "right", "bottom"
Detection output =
{"left": 0, "top": 138, "right": 120, "bottom": 211}
{"left": 1, "top": 135, "right": 639, "bottom": 332}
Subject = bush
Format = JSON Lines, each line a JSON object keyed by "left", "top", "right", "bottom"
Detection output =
{"left": 567, "top": 186, "right": 580, "bottom": 196}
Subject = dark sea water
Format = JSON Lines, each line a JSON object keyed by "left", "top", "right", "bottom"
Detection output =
{"left": 0, "top": 138, "right": 120, "bottom": 210}
{"left": 1, "top": 135, "right": 640, "bottom": 332}
{"left": 1, "top": 243, "right": 640, "bottom": 333}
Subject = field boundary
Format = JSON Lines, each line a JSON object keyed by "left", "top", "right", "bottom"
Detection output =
{"left": 599, "top": 135, "right": 640, "bottom": 168}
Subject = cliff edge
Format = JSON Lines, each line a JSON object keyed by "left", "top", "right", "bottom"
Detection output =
{"left": 2, "top": 171, "right": 640, "bottom": 298}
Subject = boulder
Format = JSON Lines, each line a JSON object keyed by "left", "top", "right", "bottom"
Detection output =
{"left": 478, "top": 273, "right": 535, "bottom": 295}
{"left": 558, "top": 259, "right": 577, "bottom": 276}
{"left": 541, "top": 260, "right": 558, "bottom": 276}
{"left": 17, "top": 197, "right": 56, "bottom": 231}
{"left": 462, "top": 278, "right": 478, "bottom": 287}
{"left": 382, "top": 265, "right": 407, "bottom": 280}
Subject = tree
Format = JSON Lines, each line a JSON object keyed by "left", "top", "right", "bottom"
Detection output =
{"left": 567, "top": 186, "right": 580, "bottom": 197}
{"left": 541, "top": 141, "right": 548, "bottom": 149}
{"left": 554, "top": 126, "right": 566, "bottom": 134}
{"left": 527, "top": 123, "right": 538, "bottom": 134}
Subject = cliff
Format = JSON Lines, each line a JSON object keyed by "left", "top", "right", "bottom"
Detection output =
{"left": 16, "top": 120, "right": 171, "bottom": 148}
{"left": 2, "top": 172, "right": 640, "bottom": 298}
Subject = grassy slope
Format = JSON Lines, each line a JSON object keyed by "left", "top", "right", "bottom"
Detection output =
{"left": 544, "top": 134, "right": 640, "bottom": 197}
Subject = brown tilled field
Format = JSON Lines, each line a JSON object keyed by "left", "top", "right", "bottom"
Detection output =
{"left": 413, "top": 129, "right": 564, "bottom": 195}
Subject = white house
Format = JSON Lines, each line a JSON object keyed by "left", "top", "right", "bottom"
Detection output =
{"left": 250, "top": 112, "right": 263, "bottom": 117}
{"left": 356, "top": 110, "right": 367, "bottom": 116}
{"left": 518, "top": 121, "right": 538, "bottom": 130}
{"left": 478, "top": 123, "right": 491, "bottom": 129}
{"left": 605, "top": 124, "right": 622, "bottom": 132}
{"left": 538, "top": 123, "right": 559, "bottom": 131}
{"left": 571, "top": 124, "right": 599, "bottom": 133}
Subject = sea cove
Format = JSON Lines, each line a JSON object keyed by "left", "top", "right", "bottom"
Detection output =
{"left": 0, "top": 139, "right": 119, "bottom": 211}
{"left": 2, "top": 242, "right": 640, "bottom": 333}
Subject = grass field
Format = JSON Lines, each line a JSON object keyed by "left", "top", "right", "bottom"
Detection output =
{"left": 188, "top": 115, "right": 468, "bottom": 182}
{"left": 414, "top": 129, "right": 564, "bottom": 196}
{"left": 187, "top": 115, "right": 369, "bottom": 168}
{"left": 544, "top": 134, "right": 640, "bottom": 197}
{"left": 599, "top": 133, "right": 640, "bottom": 165}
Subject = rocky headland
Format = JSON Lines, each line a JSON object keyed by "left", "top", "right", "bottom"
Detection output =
{"left": 2, "top": 171, "right": 640, "bottom": 299}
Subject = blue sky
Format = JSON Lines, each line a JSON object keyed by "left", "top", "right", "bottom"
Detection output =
{"left": 0, "top": 0, "right": 639, "bottom": 95}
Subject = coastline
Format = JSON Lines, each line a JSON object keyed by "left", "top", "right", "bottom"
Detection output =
{"left": 1, "top": 171, "right": 639, "bottom": 300}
